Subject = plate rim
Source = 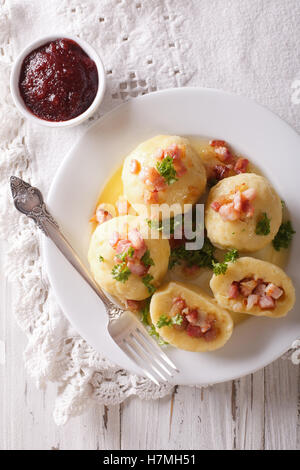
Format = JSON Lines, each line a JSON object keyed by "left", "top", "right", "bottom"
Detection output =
{"left": 43, "top": 86, "right": 300, "bottom": 385}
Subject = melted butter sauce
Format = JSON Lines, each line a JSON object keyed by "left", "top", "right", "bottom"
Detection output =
{"left": 92, "top": 138, "right": 290, "bottom": 326}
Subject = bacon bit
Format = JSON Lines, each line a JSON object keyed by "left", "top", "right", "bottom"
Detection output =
{"left": 94, "top": 207, "right": 113, "bottom": 225}
{"left": 186, "top": 309, "right": 199, "bottom": 324}
{"left": 164, "top": 144, "right": 187, "bottom": 176}
{"left": 229, "top": 282, "right": 240, "bottom": 299}
{"left": 213, "top": 185, "right": 256, "bottom": 221}
{"left": 129, "top": 159, "right": 141, "bottom": 174}
{"left": 258, "top": 295, "right": 275, "bottom": 310}
{"left": 233, "top": 190, "right": 242, "bottom": 212}
{"left": 209, "top": 140, "right": 234, "bottom": 163}
{"left": 241, "top": 199, "right": 255, "bottom": 218}
{"left": 170, "top": 303, "right": 184, "bottom": 318}
{"left": 127, "top": 260, "right": 149, "bottom": 277}
{"left": 211, "top": 201, "right": 222, "bottom": 212}
{"left": 213, "top": 164, "right": 230, "bottom": 181}
{"left": 265, "top": 283, "right": 283, "bottom": 300}
{"left": 140, "top": 166, "right": 167, "bottom": 191}
{"left": 203, "top": 326, "right": 218, "bottom": 342}
{"left": 126, "top": 299, "right": 143, "bottom": 312}
{"left": 173, "top": 158, "right": 187, "bottom": 177}
{"left": 253, "top": 282, "right": 267, "bottom": 296}
{"left": 172, "top": 297, "right": 187, "bottom": 311}
{"left": 219, "top": 203, "right": 240, "bottom": 221}
{"left": 173, "top": 315, "right": 188, "bottom": 331}
{"left": 128, "top": 228, "right": 144, "bottom": 249}
{"left": 234, "top": 158, "right": 249, "bottom": 174}
{"left": 154, "top": 149, "right": 165, "bottom": 160}
{"left": 186, "top": 324, "right": 203, "bottom": 338}
{"left": 109, "top": 231, "right": 120, "bottom": 247}
{"left": 166, "top": 144, "right": 183, "bottom": 160}
{"left": 210, "top": 140, "right": 227, "bottom": 148}
{"left": 115, "top": 239, "right": 132, "bottom": 255}
{"left": 229, "top": 276, "right": 283, "bottom": 311}
{"left": 116, "top": 197, "right": 130, "bottom": 215}
{"left": 242, "top": 188, "right": 256, "bottom": 201}
{"left": 247, "top": 294, "right": 259, "bottom": 309}
{"left": 127, "top": 228, "right": 147, "bottom": 260}
{"left": 240, "top": 279, "right": 258, "bottom": 297}
{"left": 214, "top": 146, "right": 233, "bottom": 163}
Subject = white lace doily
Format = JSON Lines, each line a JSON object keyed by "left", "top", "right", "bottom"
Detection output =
{"left": 1, "top": 0, "right": 299, "bottom": 425}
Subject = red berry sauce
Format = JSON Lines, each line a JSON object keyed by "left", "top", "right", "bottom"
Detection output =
{"left": 19, "top": 38, "right": 99, "bottom": 122}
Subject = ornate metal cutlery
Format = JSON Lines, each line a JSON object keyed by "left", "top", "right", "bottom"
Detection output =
{"left": 10, "top": 176, "right": 179, "bottom": 385}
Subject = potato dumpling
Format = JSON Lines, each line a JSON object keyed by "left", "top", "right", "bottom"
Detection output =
{"left": 122, "top": 135, "right": 206, "bottom": 218}
{"left": 210, "top": 257, "right": 295, "bottom": 318}
{"left": 205, "top": 173, "right": 282, "bottom": 252}
{"left": 150, "top": 282, "right": 233, "bottom": 352}
{"left": 88, "top": 215, "right": 170, "bottom": 302}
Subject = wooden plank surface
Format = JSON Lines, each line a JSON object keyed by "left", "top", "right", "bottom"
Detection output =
{"left": 0, "top": 252, "right": 299, "bottom": 450}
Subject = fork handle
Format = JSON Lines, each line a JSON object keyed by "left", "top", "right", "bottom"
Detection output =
{"left": 43, "top": 218, "right": 114, "bottom": 309}
{"left": 10, "top": 176, "right": 122, "bottom": 318}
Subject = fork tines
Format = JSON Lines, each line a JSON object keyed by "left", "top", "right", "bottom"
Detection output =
{"left": 121, "top": 326, "right": 179, "bottom": 386}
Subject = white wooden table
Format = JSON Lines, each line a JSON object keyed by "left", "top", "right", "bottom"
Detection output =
{"left": 1, "top": 256, "right": 299, "bottom": 450}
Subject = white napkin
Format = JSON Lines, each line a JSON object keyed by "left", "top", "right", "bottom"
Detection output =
{"left": 1, "top": 0, "right": 299, "bottom": 425}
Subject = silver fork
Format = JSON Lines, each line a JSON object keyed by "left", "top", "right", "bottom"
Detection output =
{"left": 10, "top": 176, "right": 179, "bottom": 385}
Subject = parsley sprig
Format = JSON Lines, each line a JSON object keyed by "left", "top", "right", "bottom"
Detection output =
{"left": 140, "top": 299, "right": 151, "bottom": 326}
{"left": 255, "top": 213, "right": 271, "bottom": 236}
{"left": 111, "top": 247, "right": 135, "bottom": 283}
{"left": 141, "top": 249, "right": 155, "bottom": 267}
{"left": 99, "top": 255, "right": 104, "bottom": 262}
{"left": 156, "top": 156, "right": 178, "bottom": 185}
{"left": 212, "top": 249, "right": 239, "bottom": 276}
{"left": 111, "top": 262, "right": 131, "bottom": 283}
{"left": 149, "top": 325, "right": 169, "bottom": 345}
{"left": 139, "top": 300, "right": 168, "bottom": 345}
{"left": 272, "top": 221, "right": 295, "bottom": 251}
{"left": 169, "top": 237, "right": 216, "bottom": 270}
{"left": 156, "top": 314, "right": 183, "bottom": 328}
{"left": 116, "top": 246, "right": 134, "bottom": 262}
{"left": 142, "top": 274, "right": 156, "bottom": 295}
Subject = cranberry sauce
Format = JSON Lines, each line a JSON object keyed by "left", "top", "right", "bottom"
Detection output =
{"left": 19, "top": 38, "right": 99, "bottom": 122}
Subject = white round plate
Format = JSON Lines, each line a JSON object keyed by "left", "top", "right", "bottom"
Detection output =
{"left": 44, "top": 88, "right": 300, "bottom": 385}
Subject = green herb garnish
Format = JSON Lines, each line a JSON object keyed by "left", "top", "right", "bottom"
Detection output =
{"left": 255, "top": 212, "right": 271, "bottom": 236}
{"left": 272, "top": 221, "right": 295, "bottom": 251}
{"left": 99, "top": 255, "right": 104, "bottom": 262}
{"left": 171, "top": 314, "right": 184, "bottom": 326}
{"left": 156, "top": 156, "right": 178, "bottom": 185}
{"left": 156, "top": 315, "right": 172, "bottom": 328}
{"left": 142, "top": 274, "right": 156, "bottom": 295}
{"left": 224, "top": 248, "right": 239, "bottom": 263}
{"left": 212, "top": 260, "right": 228, "bottom": 275}
{"left": 212, "top": 248, "right": 239, "bottom": 276}
{"left": 156, "top": 313, "right": 183, "bottom": 329}
{"left": 140, "top": 298, "right": 151, "bottom": 326}
{"left": 169, "top": 236, "right": 216, "bottom": 270}
{"left": 141, "top": 249, "right": 155, "bottom": 267}
{"left": 116, "top": 246, "right": 135, "bottom": 262}
{"left": 111, "top": 262, "right": 131, "bottom": 283}
{"left": 148, "top": 325, "right": 168, "bottom": 345}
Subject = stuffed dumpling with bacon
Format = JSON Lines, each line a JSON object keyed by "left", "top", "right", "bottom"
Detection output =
{"left": 205, "top": 173, "right": 282, "bottom": 252}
